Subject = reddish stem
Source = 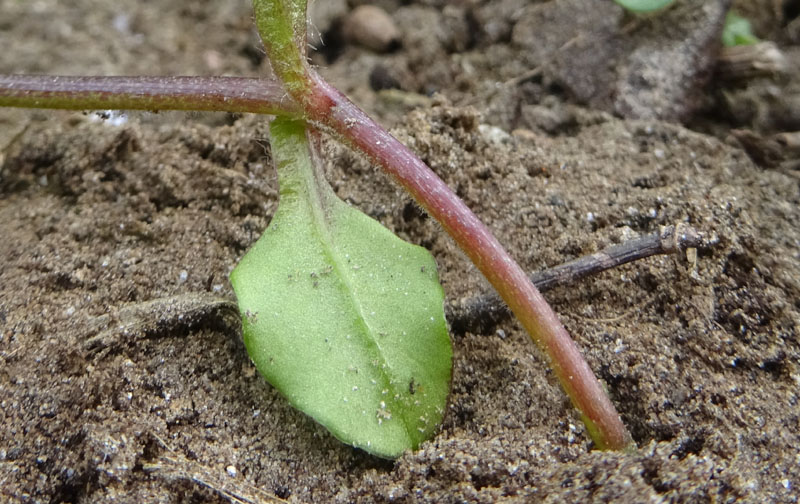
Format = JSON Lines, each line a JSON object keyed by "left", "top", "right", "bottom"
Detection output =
{"left": 305, "top": 71, "right": 633, "bottom": 450}
{"left": 0, "top": 75, "right": 298, "bottom": 116}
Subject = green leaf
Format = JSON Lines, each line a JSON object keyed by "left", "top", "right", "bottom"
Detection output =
{"left": 722, "top": 12, "right": 760, "bottom": 47}
{"left": 613, "top": 0, "right": 675, "bottom": 13}
{"left": 230, "top": 118, "right": 452, "bottom": 458}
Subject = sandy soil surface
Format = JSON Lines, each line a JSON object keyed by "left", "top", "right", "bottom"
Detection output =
{"left": 1, "top": 1, "right": 799, "bottom": 502}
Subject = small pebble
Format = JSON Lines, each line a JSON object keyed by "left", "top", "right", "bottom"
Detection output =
{"left": 112, "top": 13, "right": 131, "bottom": 34}
{"left": 342, "top": 5, "right": 401, "bottom": 53}
{"left": 478, "top": 124, "right": 510, "bottom": 145}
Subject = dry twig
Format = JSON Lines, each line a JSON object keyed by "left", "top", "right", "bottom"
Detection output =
{"left": 143, "top": 455, "right": 292, "bottom": 504}
{"left": 449, "top": 224, "right": 704, "bottom": 332}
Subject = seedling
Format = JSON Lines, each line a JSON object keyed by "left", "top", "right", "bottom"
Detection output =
{"left": 616, "top": 1, "right": 760, "bottom": 50}
{"left": 0, "top": 0, "right": 633, "bottom": 457}
{"left": 722, "top": 11, "right": 760, "bottom": 47}
{"left": 614, "top": 0, "right": 675, "bottom": 13}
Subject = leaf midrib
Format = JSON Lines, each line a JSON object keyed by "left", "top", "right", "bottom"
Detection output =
{"left": 297, "top": 136, "right": 415, "bottom": 446}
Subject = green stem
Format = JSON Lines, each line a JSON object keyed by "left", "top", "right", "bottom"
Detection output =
{"left": 252, "top": 0, "right": 309, "bottom": 98}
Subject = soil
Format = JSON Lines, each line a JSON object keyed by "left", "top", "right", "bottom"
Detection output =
{"left": 1, "top": 1, "right": 799, "bottom": 503}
